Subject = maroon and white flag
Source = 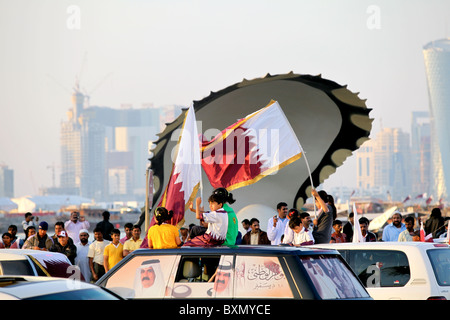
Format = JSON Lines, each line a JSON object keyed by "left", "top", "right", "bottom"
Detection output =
{"left": 201, "top": 100, "right": 303, "bottom": 191}
{"left": 141, "top": 105, "right": 202, "bottom": 248}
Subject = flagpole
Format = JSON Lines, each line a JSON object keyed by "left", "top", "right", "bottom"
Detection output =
{"left": 144, "top": 164, "right": 150, "bottom": 233}
{"left": 300, "top": 148, "right": 317, "bottom": 219}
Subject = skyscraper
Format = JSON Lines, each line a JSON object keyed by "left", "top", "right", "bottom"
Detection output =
{"left": 0, "top": 165, "right": 14, "bottom": 198}
{"left": 356, "top": 128, "right": 411, "bottom": 200}
{"left": 410, "top": 111, "right": 431, "bottom": 197}
{"left": 59, "top": 85, "right": 181, "bottom": 201}
{"left": 423, "top": 38, "right": 450, "bottom": 201}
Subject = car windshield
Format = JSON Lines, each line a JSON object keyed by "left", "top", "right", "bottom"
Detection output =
{"left": 427, "top": 249, "right": 450, "bottom": 286}
{"left": 299, "top": 255, "right": 370, "bottom": 299}
{"left": 23, "top": 288, "right": 121, "bottom": 300}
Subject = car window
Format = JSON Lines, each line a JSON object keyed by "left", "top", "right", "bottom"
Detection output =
{"left": 300, "top": 255, "right": 369, "bottom": 299}
{"left": 427, "top": 249, "right": 450, "bottom": 286}
{"left": 346, "top": 250, "right": 410, "bottom": 287}
{"left": 234, "top": 255, "right": 294, "bottom": 299}
{"left": 0, "top": 260, "right": 35, "bottom": 276}
{"left": 171, "top": 255, "right": 223, "bottom": 298}
{"left": 103, "top": 255, "right": 178, "bottom": 299}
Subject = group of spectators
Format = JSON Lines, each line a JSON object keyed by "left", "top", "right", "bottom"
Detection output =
{"left": 0, "top": 211, "right": 143, "bottom": 283}
{"left": 2, "top": 189, "right": 449, "bottom": 282}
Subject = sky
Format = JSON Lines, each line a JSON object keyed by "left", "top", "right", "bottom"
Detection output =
{"left": 0, "top": 0, "right": 449, "bottom": 198}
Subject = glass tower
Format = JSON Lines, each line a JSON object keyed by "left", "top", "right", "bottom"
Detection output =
{"left": 423, "top": 38, "right": 450, "bottom": 201}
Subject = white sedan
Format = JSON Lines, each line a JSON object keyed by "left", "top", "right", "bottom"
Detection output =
{"left": 0, "top": 276, "right": 123, "bottom": 300}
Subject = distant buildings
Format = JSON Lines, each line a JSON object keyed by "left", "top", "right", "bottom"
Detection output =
{"left": 423, "top": 38, "right": 450, "bottom": 202}
{"left": 410, "top": 111, "right": 431, "bottom": 197}
{"left": 53, "top": 83, "right": 183, "bottom": 202}
{"left": 0, "top": 165, "right": 14, "bottom": 198}
{"left": 347, "top": 38, "right": 450, "bottom": 204}
{"left": 356, "top": 128, "right": 412, "bottom": 201}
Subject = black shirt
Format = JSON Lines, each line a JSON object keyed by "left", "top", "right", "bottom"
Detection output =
{"left": 96, "top": 220, "right": 115, "bottom": 241}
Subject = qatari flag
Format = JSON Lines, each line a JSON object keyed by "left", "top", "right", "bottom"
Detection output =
{"left": 141, "top": 104, "right": 201, "bottom": 248}
{"left": 201, "top": 100, "right": 303, "bottom": 191}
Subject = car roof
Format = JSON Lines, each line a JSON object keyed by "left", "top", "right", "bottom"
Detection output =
{"left": 0, "top": 276, "right": 97, "bottom": 299}
{"left": 129, "top": 245, "right": 340, "bottom": 256}
{"left": 0, "top": 252, "right": 29, "bottom": 261}
{"left": 0, "top": 249, "right": 72, "bottom": 263}
{"left": 310, "top": 242, "right": 449, "bottom": 250}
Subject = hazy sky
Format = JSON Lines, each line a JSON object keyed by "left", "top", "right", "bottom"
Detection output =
{"left": 1, "top": 0, "right": 449, "bottom": 197}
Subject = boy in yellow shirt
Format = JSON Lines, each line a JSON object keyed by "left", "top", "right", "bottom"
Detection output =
{"left": 103, "top": 229, "right": 123, "bottom": 272}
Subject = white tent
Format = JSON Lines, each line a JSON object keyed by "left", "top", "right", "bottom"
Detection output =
{"left": 10, "top": 195, "right": 92, "bottom": 213}
{"left": 0, "top": 197, "right": 18, "bottom": 212}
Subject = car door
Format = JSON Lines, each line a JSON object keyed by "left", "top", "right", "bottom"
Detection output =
{"left": 101, "top": 254, "right": 179, "bottom": 299}
{"left": 168, "top": 254, "right": 231, "bottom": 299}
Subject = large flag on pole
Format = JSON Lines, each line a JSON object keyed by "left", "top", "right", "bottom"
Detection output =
{"left": 150, "top": 104, "right": 202, "bottom": 229}
{"left": 201, "top": 100, "right": 303, "bottom": 191}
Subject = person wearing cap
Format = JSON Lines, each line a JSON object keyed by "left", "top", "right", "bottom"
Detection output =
{"left": 382, "top": 211, "right": 406, "bottom": 241}
{"left": 51, "top": 221, "right": 74, "bottom": 246}
{"left": 22, "top": 221, "right": 54, "bottom": 251}
{"left": 179, "top": 224, "right": 189, "bottom": 244}
{"left": 50, "top": 230, "right": 77, "bottom": 264}
{"left": 75, "top": 229, "right": 92, "bottom": 282}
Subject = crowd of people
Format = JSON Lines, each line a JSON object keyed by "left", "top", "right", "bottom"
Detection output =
{"left": 1, "top": 187, "right": 449, "bottom": 282}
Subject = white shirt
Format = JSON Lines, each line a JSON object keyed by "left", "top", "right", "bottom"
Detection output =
{"left": 87, "top": 240, "right": 110, "bottom": 265}
{"left": 282, "top": 222, "right": 294, "bottom": 244}
{"left": 267, "top": 216, "right": 288, "bottom": 245}
{"left": 65, "top": 220, "right": 90, "bottom": 243}
{"left": 293, "top": 226, "right": 315, "bottom": 245}
{"left": 22, "top": 220, "right": 36, "bottom": 232}
{"left": 75, "top": 241, "right": 92, "bottom": 281}
{"left": 203, "top": 208, "right": 228, "bottom": 240}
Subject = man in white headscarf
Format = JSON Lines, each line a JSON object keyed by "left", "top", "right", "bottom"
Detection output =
{"left": 207, "top": 259, "right": 233, "bottom": 297}
{"left": 74, "top": 229, "right": 91, "bottom": 282}
{"left": 133, "top": 259, "right": 166, "bottom": 298}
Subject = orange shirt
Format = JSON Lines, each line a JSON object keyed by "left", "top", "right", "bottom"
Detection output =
{"left": 147, "top": 224, "right": 179, "bottom": 249}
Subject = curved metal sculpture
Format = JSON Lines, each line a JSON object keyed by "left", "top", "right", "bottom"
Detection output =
{"left": 148, "top": 72, "right": 373, "bottom": 219}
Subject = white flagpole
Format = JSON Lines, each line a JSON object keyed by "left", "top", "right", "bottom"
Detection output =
{"left": 300, "top": 147, "right": 317, "bottom": 219}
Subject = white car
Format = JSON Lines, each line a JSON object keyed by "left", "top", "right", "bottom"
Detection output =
{"left": 0, "top": 249, "right": 75, "bottom": 279}
{"left": 310, "top": 242, "right": 450, "bottom": 300}
{"left": 0, "top": 276, "right": 123, "bottom": 300}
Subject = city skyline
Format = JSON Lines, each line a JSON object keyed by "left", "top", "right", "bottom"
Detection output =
{"left": 1, "top": 1, "right": 450, "bottom": 198}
